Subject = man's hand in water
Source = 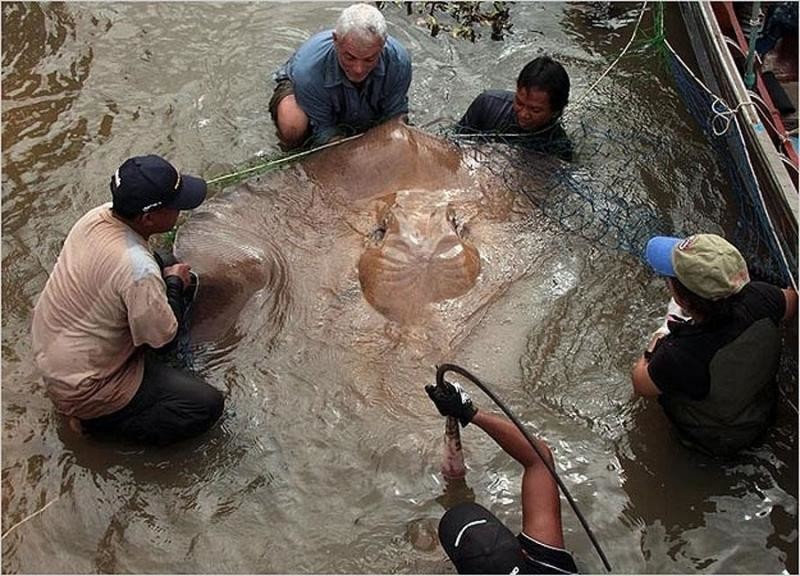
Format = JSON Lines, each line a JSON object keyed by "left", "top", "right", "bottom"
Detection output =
{"left": 425, "top": 380, "right": 478, "bottom": 427}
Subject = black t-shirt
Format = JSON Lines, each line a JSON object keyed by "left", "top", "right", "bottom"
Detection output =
{"left": 518, "top": 532, "right": 578, "bottom": 574}
{"left": 456, "top": 90, "right": 574, "bottom": 162}
{"left": 647, "top": 282, "right": 786, "bottom": 399}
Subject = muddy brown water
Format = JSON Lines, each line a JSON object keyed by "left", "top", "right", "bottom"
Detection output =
{"left": 2, "top": 2, "right": 797, "bottom": 573}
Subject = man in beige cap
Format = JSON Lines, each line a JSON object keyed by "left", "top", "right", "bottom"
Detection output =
{"left": 631, "top": 233, "right": 797, "bottom": 455}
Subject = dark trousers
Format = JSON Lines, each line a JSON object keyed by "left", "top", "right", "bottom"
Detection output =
{"left": 82, "top": 356, "right": 224, "bottom": 446}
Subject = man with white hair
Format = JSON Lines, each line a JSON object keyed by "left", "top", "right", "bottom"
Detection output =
{"left": 269, "top": 3, "right": 412, "bottom": 149}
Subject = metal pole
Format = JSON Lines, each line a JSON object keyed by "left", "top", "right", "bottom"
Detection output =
{"left": 744, "top": 1, "right": 762, "bottom": 89}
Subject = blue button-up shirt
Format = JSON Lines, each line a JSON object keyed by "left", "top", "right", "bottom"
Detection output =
{"left": 274, "top": 30, "right": 412, "bottom": 145}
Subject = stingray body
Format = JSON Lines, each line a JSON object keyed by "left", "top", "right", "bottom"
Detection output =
{"left": 175, "top": 120, "right": 555, "bottom": 362}
{"left": 357, "top": 189, "right": 481, "bottom": 322}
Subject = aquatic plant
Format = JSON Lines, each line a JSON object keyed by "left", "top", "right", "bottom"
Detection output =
{"left": 638, "top": 1, "right": 670, "bottom": 65}
{"left": 379, "top": 1, "right": 512, "bottom": 41}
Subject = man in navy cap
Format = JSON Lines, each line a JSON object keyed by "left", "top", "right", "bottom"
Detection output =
{"left": 426, "top": 380, "right": 578, "bottom": 574}
{"left": 632, "top": 233, "right": 797, "bottom": 455}
{"left": 32, "top": 155, "right": 224, "bottom": 446}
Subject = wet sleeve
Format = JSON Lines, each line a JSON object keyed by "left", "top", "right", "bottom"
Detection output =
{"left": 456, "top": 94, "right": 488, "bottom": 133}
{"left": 294, "top": 74, "right": 339, "bottom": 145}
{"left": 747, "top": 281, "right": 786, "bottom": 323}
{"left": 379, "top": 46, "right": 412, "bottom": 120}
{"left": 556, "top": 141, "right": 574, "bottom": 162}
{"left": 163, "top": 276, "right": 185, "bottom": 328}
{"left": 550, "top": 125, "right": 574, "bottom": 162}
{"left": 122, "top": 274, "right": 178, "bottom": 349}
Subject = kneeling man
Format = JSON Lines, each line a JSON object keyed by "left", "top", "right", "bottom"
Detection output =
{"left": 32, "top": 155, "right": 224, "bottom": 446}
{"left": 269, "top": 3, "right": 412, "bottom": 149}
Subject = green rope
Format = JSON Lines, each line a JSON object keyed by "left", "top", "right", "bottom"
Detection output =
{"left": 206, "top": 132, "right": 364, "bottom": 188}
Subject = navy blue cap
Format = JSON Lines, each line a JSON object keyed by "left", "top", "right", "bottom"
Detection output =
{"left": 110, "top": 155, "right": 207, "bottom": 216}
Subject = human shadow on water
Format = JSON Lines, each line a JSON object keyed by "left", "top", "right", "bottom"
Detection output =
{"left": 617, "top": 402, "right": 724, "bottom": 533}
{"left": 616, "top": 397, "right": 797, "bottom": 572}
{"left": 54, "top": 409, "right": 242, "bottom": 488}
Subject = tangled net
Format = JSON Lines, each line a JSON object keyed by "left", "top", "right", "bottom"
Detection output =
{"left": 442, "top": 129, "right": 667, "bottom": 258}
{"left": 432, "top": 1, "right": 797, "bottom": 287}
{"left": 664, "top": 34, "right": 797, "bottom": 288}
{"left": 208, "top": 2, "right": 794, "bottom": 288}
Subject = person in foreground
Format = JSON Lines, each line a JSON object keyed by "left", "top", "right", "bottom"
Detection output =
{"left": 426, "top": 380, "right": 578, "bottom": 574}
{"left": 456, "top": 55, "right": 573, "bottom": 161}
{"left": 632, "top": 233, "right": 797, "bottom": 456}
{"left": 269, "top": 3, "right": 412, "bottom": 149}
{"left": 31, "top": 155, "right": 224, "bottom": 446}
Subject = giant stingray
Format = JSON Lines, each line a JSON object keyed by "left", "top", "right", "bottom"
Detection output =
{"left": 175, "top": 120, "right": 571, "bottom": 377}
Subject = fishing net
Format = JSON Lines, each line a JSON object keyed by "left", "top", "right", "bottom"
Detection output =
{"left": 426, "top": 4, "right": 677, "bottom": 260}
{"left": 443, "top": 135, "right": 666, "bottom": 257}
{"left": 208, "top": 2, "right": 794, "bottom": 283}
{"left": 432, "top": 1, "right": 796, "bottom": 285}
{"left": 663, "top": 37, "right": 797, "bottom": 288}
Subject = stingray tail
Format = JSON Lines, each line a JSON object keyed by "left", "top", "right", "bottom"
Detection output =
{"left": 441, "top": 416, "right": 466, "bottom": 480}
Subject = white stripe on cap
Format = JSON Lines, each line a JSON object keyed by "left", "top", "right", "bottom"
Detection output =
{"left": 114, "top": 168, "right": 121, "bottom": 188}
{"left": 140, "top": 201, "right": 162, "bottom": 212}
{"left": 454, "top": 519, "right": 487, "bottom": 547}
{"left": 519, "top": 532, "right": 570, "bottom": 553}
{"left": 525, "top": 559, "right": 572, "bottom": 574}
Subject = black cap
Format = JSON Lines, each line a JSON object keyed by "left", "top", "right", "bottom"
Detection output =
{"left": 110, "top": 155, "right": 207, "bottom": 216}
{"left": 439, "top": 503, "right": 526, "bottom": 574}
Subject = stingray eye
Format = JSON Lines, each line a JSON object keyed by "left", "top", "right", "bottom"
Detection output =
{"left": 448, "top": 209, "right": 464, "bottom": 236}
{"left": 370, "top": 224, "right": 386, "bottom": 243}
{"left": 376, "top": 227, "right": 386, "bottom": 241}
{"left": 371, "top": 212, "right": 392, "bottom": 243}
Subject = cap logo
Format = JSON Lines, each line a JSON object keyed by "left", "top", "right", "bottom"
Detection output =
{"left": 677, "top": 236, "right": 697, "bottom": 251}
{"left": 114, "top": 168, "right": 122, "bottom": 188}
{"left": 140, "top": 201, "right": 163, "bottom": 212}
{"left": 510, "top": 567, "right": 520, "bottom": 575}
{"left": 455, "top": 519, "right": 487, "bottom": 547}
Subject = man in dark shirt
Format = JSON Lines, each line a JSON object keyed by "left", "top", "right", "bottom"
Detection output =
{"left": 631, "top": 233, "right": 797, "bottom": 455}
{"left": 426, "top": 380, "right": 578, "bottom": 574}
{"left": 456, "top": 56, "right": 573, "bottom": 161}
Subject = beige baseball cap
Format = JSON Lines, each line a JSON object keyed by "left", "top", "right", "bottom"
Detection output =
{"left": 645, "top": 233, "right": 750, "bottom": 300}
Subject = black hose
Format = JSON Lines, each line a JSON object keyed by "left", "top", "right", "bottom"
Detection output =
{"left": 436, "top": 362, "right": 612, "bottom": 573}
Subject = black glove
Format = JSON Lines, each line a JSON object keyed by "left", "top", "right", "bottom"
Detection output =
{"left": 425, "top": 380, "right": 478, "bottom": 427}
{"left": 164, "top": 274, "right": 186, "bottom": 326}
{"left": 153, "top": 248, "right": 178, "bottom": 271}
